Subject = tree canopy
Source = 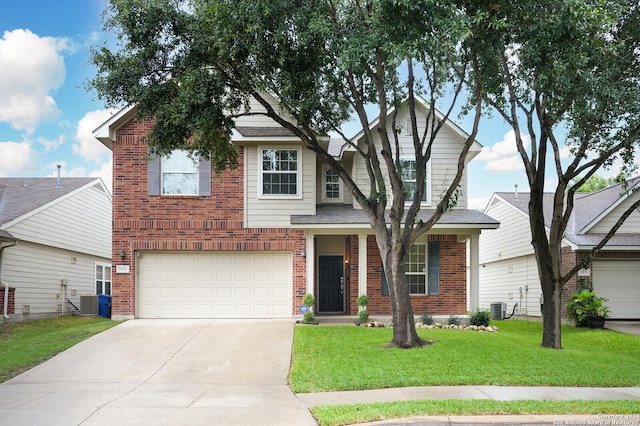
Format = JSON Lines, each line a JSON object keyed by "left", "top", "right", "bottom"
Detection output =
{"left": 470, "top": 0, "right": 640, "bottom": 348}
{"left": 90, "top": 0, "right": 484, "bottom": 348}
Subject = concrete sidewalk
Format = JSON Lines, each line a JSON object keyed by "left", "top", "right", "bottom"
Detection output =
{"left": 297, "top": 386, "right": 640, "bottom": 425}
{"left": 296, "top": 385, "right": 640, "bottom": 407}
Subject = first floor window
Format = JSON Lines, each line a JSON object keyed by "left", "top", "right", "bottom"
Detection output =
{"left": 261, "top": 148, "right": 299, "bottom": 196}
{"left": 161, "top": 150, "right": 198, "bottom": 195}
{"left": 406, "top": 244, "right": 427, "bottom": 294}
{"left": 96, "top": 263, "right": 112, "bottom": 295}
{"left": 381, "top": 241, "right": 440, "bottom": 296}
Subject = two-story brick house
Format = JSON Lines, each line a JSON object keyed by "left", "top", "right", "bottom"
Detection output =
{"left": 94, "top": 94, "right": 498, "bottom": 320}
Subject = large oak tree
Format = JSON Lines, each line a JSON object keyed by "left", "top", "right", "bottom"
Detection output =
{"left": 90, "top": 0, "right": 484, "bottom": 348}
{"left": 470, "top": 0, "right": 640, "bottom": 348}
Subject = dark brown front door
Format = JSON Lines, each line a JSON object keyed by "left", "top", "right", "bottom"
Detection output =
{"left": 318, "top": 256, "right": 344, "bottom": 312}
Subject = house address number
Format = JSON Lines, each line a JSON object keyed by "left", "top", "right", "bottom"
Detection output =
{"left": 116, "top": 265, "right": 130, "bottom": 274}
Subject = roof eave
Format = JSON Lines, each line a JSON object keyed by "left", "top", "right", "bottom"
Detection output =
{"left": 92, "top": 105, "right": 138, "bottom": 150}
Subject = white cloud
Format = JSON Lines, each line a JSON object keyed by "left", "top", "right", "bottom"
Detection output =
{"left": 0, "top": 29, "right": 69, "bottom": 133}
{"left": 37, "top": 135, "right": 65, "bottom": 151}
{"left": 468, "top": 196, "right": 490, "bottom": 211}
{"left": 0, "top": 141, "right": 37, "bottom": 176}
{"left": 73, "top": 109, "right": 115, "bottom": 163}
{"left": 476, "top": 130, "right": 530, "bottom": 173}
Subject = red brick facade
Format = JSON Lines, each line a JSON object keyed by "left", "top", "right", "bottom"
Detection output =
{"left": 111, "top": 116, "right": 469, "bottom": 318}
{"left": 346, "top": 235, "right": 467, "bottom": 316}
{"left": 0, "top": 286, "right": 15, "bottom": 316}
{"left": 111, "top": 117, "right": 306, "bottom": 317}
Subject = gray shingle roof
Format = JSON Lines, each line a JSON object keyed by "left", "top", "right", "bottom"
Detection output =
{"left": 494, "top": 178, "right": 640, "bottom": 248}
{"left": 235, "top": 127, "right": 297, "bottom": 137}
{"left": 291, "top": 204, "right": 499, "bottom": 227}
{"left": 0, "top": 178, "right": 97, "bottom": 227}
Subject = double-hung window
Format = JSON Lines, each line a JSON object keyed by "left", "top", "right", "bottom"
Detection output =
{"left": 95, "top": 263, "right": 112, "bottom": 295}
{"left": 161, "top": 150, "right": 198, "bottom": 195}
{"left": 260, "top": 148, "right": 300, "bottom": 197}
{"left": 381, "top": 242, "right": 440, "bottom": 296}
{"left": 401, "top": 159, "right": 431, "bottom": 204}
{"left": 406, "top": 244, "right": 427, "bottom": 294}
{"left": 322, "top": 166, "right": 342, "bottom": 202}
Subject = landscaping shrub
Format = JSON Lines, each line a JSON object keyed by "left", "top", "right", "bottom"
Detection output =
{"left": 469, "top": 308, "right": 491, "bottom": 326}
{"left": 419, "top": 312, "right": 434, "bottom": 325}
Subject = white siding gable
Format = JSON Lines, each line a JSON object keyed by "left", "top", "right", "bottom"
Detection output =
{"left": 352, "top": 107, "right": 470, "bottom": 209}
{"left": 6, "top": 183, "right": 112, "bottom": 258}
{"left": 479, "top": 197, "right": 533, "bottom": 263}
{"left": 586, "top": 191, "right": 640, "bottom": 234}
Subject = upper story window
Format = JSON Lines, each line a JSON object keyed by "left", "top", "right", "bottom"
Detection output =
{"left": 401, "top": 159, "right": 431, "bottom": 205}
{"left": 260, "top": 148, "right": 300, "bottom": 197}
{"left": 161, "top": 150, "right": 198, "bottom": 195}
{"left": 147, "top": 149, "right": 211, "bottom": 197}
{"left": 322, "top": 166, "right": 342, "bottom": 202}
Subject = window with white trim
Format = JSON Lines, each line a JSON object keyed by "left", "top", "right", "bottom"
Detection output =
{"left": 260, "top": 148, "right": 300, "bottom": 196}
{"left": 161, "top": 150, "right": 198, "bottom": 195}
{"left": 95, "top": 263, "right": 112, "bottom": 295}
{"left": 322, "top": 166, "right": 342, "bottom": 202}
{"left": 401, "top": 159, "right": 431, "bottom": 204}
{"left": 406, "top": 244, "right": 427, "bottom": 294}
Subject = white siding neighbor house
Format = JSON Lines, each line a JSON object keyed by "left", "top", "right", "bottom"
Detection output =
{"left": 479, "top": 179, "right": 640, "bottom": 320}
{"left": 0, "top": 177, "right": 112, "bottom": 322}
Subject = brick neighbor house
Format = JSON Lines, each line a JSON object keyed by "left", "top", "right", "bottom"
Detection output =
{"left": 93, "top": 94, "right": 498, "bottom": 320}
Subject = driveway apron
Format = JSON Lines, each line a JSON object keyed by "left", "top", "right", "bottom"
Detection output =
{"left": 0, "top": 319, "right": 316, "bottom": 426}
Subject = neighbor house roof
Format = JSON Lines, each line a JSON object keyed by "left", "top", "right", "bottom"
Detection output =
{"left": 0, "top": 178, "right": 103, "bottom": 230}
{"left": 491, "top": 178, "right": 640, "bottom": 249}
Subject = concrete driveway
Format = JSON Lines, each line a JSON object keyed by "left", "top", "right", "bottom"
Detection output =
{"left": 0, "top": 319, "right": 316, "bottom": 426}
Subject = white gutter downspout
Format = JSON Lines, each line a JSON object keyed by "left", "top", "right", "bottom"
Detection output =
{"left": 1, "top": 242, "right": 18, "bottom": 319}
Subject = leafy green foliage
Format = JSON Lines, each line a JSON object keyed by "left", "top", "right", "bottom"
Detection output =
{"left": 356, "top": 295, "right": 369, "bottom": 308}
{"left": 469, "top": 308, "right": 491, "bottom": 326}
{"left": 448, "top": 315, "right": 461, "bottom": 326}
{"left": 419, "top": 312, "right": 434, "bottom": 325}
{"left": 566, "top": 288, "right": 611, "bottom": 327}
{"left": 358, "top": 310, "right": 370, "bottom": 323}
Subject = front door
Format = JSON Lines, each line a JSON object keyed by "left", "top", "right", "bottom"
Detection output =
{"left": 318, "top": 256, "right": 344, "bottom": 312}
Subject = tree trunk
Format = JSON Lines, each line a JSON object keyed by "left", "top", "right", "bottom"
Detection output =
{"left": 540, "top": 278, "right": 563, "bottom": 349}
{"left": 375, "top": 228, "right": 425, "bottom": 349}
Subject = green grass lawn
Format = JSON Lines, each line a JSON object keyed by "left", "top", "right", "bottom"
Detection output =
{"left": 290, "top": 320, "right": 640, "bottom": 393}
{"left": 0, "top": 316, "right": 122, "bottom": 383}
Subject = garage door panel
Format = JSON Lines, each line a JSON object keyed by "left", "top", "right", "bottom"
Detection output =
{"left": 593, "top": 260, "right": 640, "bottom": 319}
{"left": 138, "top": 251, "right": 292, "bottom": 319}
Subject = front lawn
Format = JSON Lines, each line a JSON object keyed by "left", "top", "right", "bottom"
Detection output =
{"left": 290, "top": 320, "right": 640, "bottom": 393}
{"left": 0, "top": 316, "right": 122, "bottom": 383}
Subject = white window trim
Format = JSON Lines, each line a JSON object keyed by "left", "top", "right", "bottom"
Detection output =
{"left": 321, "top": 165, "right": 343, "bottom": 203}
{"left": 406, "top": 243, "right": 427, "bottom": 295}
{"left": 161, "top": 149, "right": 199, "bottom": 196}
{"left": 95, "top": 262, "right": 112, "bottom": 295}
{"left": 401, "top": 159, "right": 432, "bottom": 206}
{"left": 258, "top": 146, "right": 302, "bottom": 199}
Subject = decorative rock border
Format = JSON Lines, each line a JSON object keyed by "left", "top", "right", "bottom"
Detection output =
{"left": 416, "top": 322, "right": 499, "bottom": 332}
{"left": 361, "top": 321, "right": 499, "bottom": 332}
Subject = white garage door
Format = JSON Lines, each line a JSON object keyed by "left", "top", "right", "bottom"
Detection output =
{"left": 592, "top": 260, "right": 640, "bottom": 319}
{"left": 137, "top": 251, "right": 292, "bottom": 318}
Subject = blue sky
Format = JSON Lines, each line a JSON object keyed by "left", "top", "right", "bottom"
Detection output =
{"left": 2, "top": 0, "right": 615, "bottom": 210}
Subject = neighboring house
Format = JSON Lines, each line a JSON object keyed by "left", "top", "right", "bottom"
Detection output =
{"left": 0, "top": 177, "right": 112, "bottom": 322}
{"left": 479, "top": 180, "right": 640, "bottom": 319}
{"left": 93, "top": 94, "right": 498, "bottom": 320}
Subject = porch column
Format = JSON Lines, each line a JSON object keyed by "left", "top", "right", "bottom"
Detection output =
{"left": 358, "top": 234, "right": 367, "bottom": 296}
{"left": 469, "top": 233, "right": 480, "bottom": 312}
{"left": 306, "top": 233, "right": 315, "bottom": 295}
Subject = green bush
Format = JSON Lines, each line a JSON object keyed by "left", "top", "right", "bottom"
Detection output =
{"left": 419, "top": 312, "right": 434, "bottom": 325}
{"left": 448, "top": 315, "right": 461, "bottom": 326}
{"left": 469, "top": 308, "right": 491, "bottom": 326}
{"left": 358, "top": 310, "right": 369, "bottom": 323}
{"left": 303, "top": 311, "right": 315, "bottom": 323}
{"left": 566, "top": 288, "right": 610, "bottom": 327}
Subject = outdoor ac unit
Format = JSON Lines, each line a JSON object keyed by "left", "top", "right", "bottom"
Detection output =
{"left": 80, "top": 295, "right": 98, "bottom": 315}
{"left": 490, "top": 302, "right": 506, "bottom": 320}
